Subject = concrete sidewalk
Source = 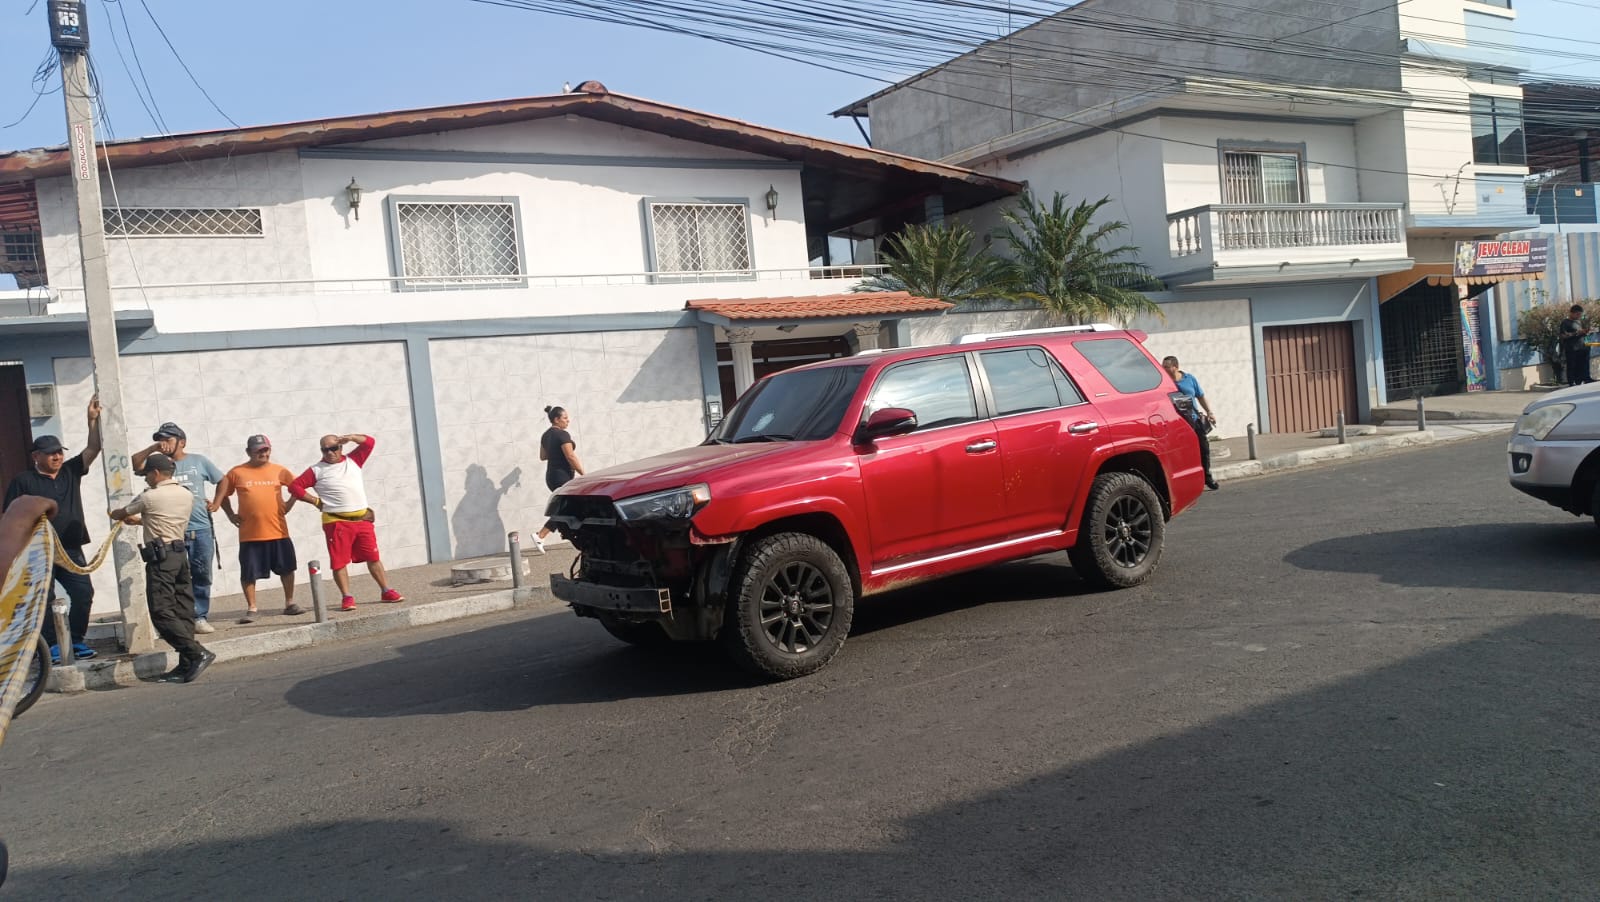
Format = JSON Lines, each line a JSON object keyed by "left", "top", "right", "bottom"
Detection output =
{"left": 47, "top": 392, "right": 1528, "bottom": 695}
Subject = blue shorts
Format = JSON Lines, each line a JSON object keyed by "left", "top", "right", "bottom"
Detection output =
{"left": 239, "top": 538, "right": 297, "bottom": 582}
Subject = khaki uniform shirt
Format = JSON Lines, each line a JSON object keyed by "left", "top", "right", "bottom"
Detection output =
{"left": 124, "top": 481, "right": 194, "bottom": 546}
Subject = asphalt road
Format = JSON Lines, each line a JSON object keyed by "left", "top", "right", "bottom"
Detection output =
{"left": 3, "top": 435, "right": 1597, "bottom": 900}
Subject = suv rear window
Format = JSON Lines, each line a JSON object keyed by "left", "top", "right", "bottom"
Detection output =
{"left": 1075, "top": 338, "right": 1164, "bottom": 393}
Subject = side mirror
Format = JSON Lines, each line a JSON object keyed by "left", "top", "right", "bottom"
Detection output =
{"left": 856, "top": 407, "right": 918, "bottom": 443}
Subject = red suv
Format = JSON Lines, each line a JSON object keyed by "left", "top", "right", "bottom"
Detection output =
{"left": 548, "top": 325, "right": 1205, "bottom": 679}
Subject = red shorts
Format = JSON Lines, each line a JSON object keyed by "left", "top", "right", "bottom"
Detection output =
{"left": 323, "top": 519, "right": 380, "bottom": 570}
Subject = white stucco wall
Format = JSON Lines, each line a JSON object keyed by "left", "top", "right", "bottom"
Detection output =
{"left": 1157, "top": 117, "right": 1362, "bottom": 209}
{"left": 429, "top": 327, "right": 706, "bottom": 558}
{"left": 37, "top": 151, "right": 313, "bottom": 291}
{"left": 51, "top": 343, "right": 428, "bottom": 614}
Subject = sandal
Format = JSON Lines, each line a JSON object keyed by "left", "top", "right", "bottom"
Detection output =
{"left": 283, "top": 603, "right": 306, "bottom": 616}
{"left": 239, "top": 610, "right": 258, "bottom": 624}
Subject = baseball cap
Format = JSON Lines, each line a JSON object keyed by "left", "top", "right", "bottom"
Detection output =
{"left": 30, "top": 435, "right": 66, "bottom": 455}
{"left": 246, "top": 434, "right": 272, "bottom": 452}
{"left": 143, "top": 452, "right": 177, "bottom": 473}
{"left": 152, "top": 422, "right": 186, "bottom": 441}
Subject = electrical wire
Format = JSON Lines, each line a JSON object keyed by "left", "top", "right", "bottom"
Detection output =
{"left": 2, "top": 50, "right": 62, "bottom": 130}
{"left": 135, "top": 0, "right": 239, "bottom": 128}
{"left": 102, "top": 0, "right": 171, "bottom": 135}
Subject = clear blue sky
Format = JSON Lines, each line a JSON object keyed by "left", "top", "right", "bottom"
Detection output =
{"left": 0, "top": 1, "right": 1593, "bottom": 152}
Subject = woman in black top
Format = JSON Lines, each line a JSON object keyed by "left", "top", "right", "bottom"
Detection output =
{"left": 535, "top": 405, "right": 584, "bottom": 552}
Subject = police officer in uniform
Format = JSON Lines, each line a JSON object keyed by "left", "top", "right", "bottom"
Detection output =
{"left": 110, "top": 452, "right": 216, "bottom": 684}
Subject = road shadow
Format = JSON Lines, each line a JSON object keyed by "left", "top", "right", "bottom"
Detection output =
{"left": 17, "top": 613, "right": 1600, "bottom": 899}
{"left": 1285, "top": 521, "right": 1600, "bottom": 593}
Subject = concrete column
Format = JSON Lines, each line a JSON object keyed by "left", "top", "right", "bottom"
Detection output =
{"left": 849, "top": 322, "right": 883, "bottom": 354}
{"left": 727, "top": 327, "right": 757, "bottom": 396}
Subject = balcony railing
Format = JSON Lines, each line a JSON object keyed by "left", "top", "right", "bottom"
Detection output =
{"left": 1168, "top": 204, "right": 1406, "bottom": 259}
{"left": 44, "top": 264, "right": 888, "bottom": 304}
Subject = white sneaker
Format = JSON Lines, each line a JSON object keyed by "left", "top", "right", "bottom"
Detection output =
{"left": 534, "top": 535, "right": 547, "bottom": 554}
{"left": 194, "top": 618, "right": 216, "bottom": 634}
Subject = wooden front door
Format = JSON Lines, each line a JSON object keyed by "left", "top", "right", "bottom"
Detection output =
{"left": 0, "top": 364, "right": 32, "bottom": 485}
{"left": 1263, "top": 322, "right": 1360, "bottom": 433}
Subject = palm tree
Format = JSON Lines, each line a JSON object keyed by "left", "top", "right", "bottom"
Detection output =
{"left": 856, "top": 221, "right": 1020, "bottom": 303}
{"left": 998, "top": 193, "right": 1163, "bottom": 325}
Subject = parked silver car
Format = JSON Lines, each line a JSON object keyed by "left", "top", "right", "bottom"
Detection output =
{"left": 1508, "top": 383, "right": 1600, "bottom": 526}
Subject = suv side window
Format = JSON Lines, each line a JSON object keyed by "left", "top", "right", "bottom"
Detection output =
{"left": 980, "top": 347, "right": 1086, "bottom": 415}
{"left": 1075, "top": 338, "right": 1164, "bottom": 393}
{"left": 867, "top": 355, "right": 979, "bottom": 430}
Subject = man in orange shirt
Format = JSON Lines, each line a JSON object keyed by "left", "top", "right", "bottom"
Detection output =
{"left": 209, "top": 435, "right": 306, "bottom": 623}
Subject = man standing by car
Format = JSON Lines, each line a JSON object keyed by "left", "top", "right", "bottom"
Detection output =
{"left": 1162, "top": 356, "right": 1220, "bottom": 491}
{"left": 2, "top": 395, "right": 102, "bottom": 662}
{"left": 1560, "top": 304, "right": 1592, "bottom": 387}
{"left": 133, "top": 423, "right": 224, "bottom": 634}
{"left": 288, "top": 433, "right": 404, "bottom": 611}
{"left": 110, "top": 452, "right": 215, "bottom": 684}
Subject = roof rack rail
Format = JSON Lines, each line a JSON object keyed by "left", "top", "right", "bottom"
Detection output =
{"left": 955, "top": 323, "right": 1120, "bottom": 344}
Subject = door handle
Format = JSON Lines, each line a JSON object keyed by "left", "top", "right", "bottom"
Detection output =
{"left": 965, "top": 439, "right": 998, "bottom": 453}
{"left": 1068, "top": 421, "right": 1100, "bottom": 435}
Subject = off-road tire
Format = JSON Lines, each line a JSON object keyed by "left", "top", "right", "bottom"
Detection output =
{"left": 1591, "top": 479, "right": 1600, "bottom": 530}
{"left": 721, "top": 532, "right": 854, "bottom": 680}
{"left": 1068, "top": 471, "right": 1166, "bottom": 590}
{"left": 15, "top": 636, "right": 49, "bottom": 717}
{"left": 597, "top": 615, "right": 672, "bottom": 647}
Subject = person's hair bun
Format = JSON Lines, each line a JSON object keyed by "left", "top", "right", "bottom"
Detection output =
{"left": 544, "top": 405, "right": 553, "bottom": 414}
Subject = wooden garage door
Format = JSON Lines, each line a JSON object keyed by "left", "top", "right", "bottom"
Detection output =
{"left": 1263, "top": 322, "right": 1360, "bottom": 433}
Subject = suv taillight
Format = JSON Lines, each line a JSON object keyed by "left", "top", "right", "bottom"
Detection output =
{"left": 1168, "top": 391, "right": 1195, "bottom": 419}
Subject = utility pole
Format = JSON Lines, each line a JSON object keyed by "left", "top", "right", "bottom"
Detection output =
{"left": 47, "top": 0, "right": 154, "bottom": 653}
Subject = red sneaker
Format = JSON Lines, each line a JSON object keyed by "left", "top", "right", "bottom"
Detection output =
{"left": 340, "top": 596, "right": 356, "bottom": 612}
{"left": 380, "top": 589, "right": 405, "bottom": 603}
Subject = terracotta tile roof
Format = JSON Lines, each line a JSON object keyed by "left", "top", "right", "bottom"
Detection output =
{"left": 686, "top": 291, "right": 952, "bottom": 321}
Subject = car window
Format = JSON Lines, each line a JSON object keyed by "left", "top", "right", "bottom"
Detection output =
{"left": 866, "top": 356, "right": 979, "bottom": 430}
{"left": 711, "top": 364, "right": 868, "bottom": 443}
{"left": 1075, "top": 338, "right": 1164, "bottom": 393}
{"left": 980, "top": 347, "right": 1086, "bottom": 415}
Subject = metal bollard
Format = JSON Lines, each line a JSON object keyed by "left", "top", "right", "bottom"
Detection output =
{"left": 308, "top": 561, "right": 327, "bottom": 623}
{"left": 1415, "top": 393, "right": 1426, "bottom": 432}
{"left": 507, "top": 531, "right": 525, "bottom": 589}
{"left": 1336, "top": 409, "right": 1347, "bottom": 444}
{"left": 53, "top": 602, "right": 74, "bottom": 665}
{"left": 1246, "top": 423, "right": 1258, "bottom": 460}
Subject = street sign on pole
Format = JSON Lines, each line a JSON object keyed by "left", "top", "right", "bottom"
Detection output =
{"left": 51, "top": 29, "right": 154, "bottom": 652}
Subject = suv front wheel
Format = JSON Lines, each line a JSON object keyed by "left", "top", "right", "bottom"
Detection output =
{"left": 722, "top": 533, "right": 854, "bottom": 680}
{"left": 1068, "top": 471, "right": 1166, "bottom": 590}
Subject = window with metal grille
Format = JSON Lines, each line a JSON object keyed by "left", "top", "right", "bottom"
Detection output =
{"left": 1221, "top": 151, "right": 1303, "bottom": 205}
{"left": 102, "top": 207, "right": 263, "bottom": 237}
{"left": 1470, "top": 96, "right": 1526, "bottom": 166}
{"left": 647, "top": 201, "right": 752, "bottom": 279}
{"left": 393, "top": 200, "right": 522, "bottom": 285}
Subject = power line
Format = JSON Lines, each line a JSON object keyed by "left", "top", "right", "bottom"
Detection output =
{"left": 2, "top": 49, "right": 62, "bottom": 130}
{"left": 101, "top": 0, "right": 171, "bottom": 134}
{"left": 135, "top": 0, "right": 239, "bottom": 128}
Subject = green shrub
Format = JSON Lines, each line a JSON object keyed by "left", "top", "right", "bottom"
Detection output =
{"left": 1518, "top": 302, "right": 1579, "bottom": 383}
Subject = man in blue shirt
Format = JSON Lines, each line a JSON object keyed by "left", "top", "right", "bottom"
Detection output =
{"left": 133, "top": 423, "right": 225, "bottom": 633}
{"left": 1162, "top": 356, "right": 1220, "bottom": 491}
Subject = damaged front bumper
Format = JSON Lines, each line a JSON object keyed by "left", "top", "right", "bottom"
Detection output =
{"left": 549, "top": 574, "right": 673, "bottom": 614}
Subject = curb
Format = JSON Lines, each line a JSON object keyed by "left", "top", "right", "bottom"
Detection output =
{"left": 47, "top": 585, "right": 559, "bottom": 694}
{"left": 1213, "top": 428, "right": 1448, "bottom": 481}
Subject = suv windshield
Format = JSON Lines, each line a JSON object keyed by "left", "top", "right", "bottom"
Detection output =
{"left": 710, "top": 364, "right": 867, "bottom": 444}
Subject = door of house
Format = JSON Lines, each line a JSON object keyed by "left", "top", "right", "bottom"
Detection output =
{"left": 0, "top": 364, "right": 32, "bottom": 485}
{"left": 1381, "top": 282, "right": 1462, "bottom": 401}
{"left": 1263, "top": 322, "right": 1360, "bottom": 433}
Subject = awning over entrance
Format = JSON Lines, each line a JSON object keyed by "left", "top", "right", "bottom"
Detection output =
{"left": 1378, "top": 265, "right": 1546, "bottom": 303}
{"left": 686, "top": 291, "right": 951, "bottom": 398}
{"left": 685, "top": 291, "right": 951, "bottom": 325}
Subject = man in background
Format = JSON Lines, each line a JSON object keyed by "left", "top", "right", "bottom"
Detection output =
{"left": 133, "top": 423, "right": 223, "bottom": 634}
{"left": 209, "top": 435, "right": 305, "bottom": 623}
{"left": 290, "top": 433, "right": 404, "bottom": 611}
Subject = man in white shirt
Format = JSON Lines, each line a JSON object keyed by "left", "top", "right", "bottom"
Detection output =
{"left": 288, "top": 433, "right": 404, "bottom": 611}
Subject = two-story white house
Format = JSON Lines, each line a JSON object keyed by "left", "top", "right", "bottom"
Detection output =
{"left": 0, "top": 82, "right": 1028, "bottom": 612}
{"left": 836, "top": 0, "right": 1543, "bottom": 431}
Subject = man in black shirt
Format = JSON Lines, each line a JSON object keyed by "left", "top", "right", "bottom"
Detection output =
{"left": 3, "top": 394, "right": 102, "bottom": 662}
{"left": 1560, "top": 305, "right": 1592, "bottom": 387}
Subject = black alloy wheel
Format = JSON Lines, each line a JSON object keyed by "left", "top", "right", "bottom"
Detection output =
{"left": 1068, "top": 471, "right": 1166, "bottom": 590}
{"left": 723, "top": 532, "right": 854, "bottom": 680}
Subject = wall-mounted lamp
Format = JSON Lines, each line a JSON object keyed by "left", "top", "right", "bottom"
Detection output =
{"left": 765, "top": 184, "right": 780, "bottom": 219}
{"left": 346, "top": 177, "right": 364, "bottom": 220}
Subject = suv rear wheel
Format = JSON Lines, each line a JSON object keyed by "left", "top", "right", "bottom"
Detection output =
{"left": 1068, "top": 471, "right": 1165, "bottom": 590}
{"left": 722, "top": 533, "right": 854, "bottom": 680}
